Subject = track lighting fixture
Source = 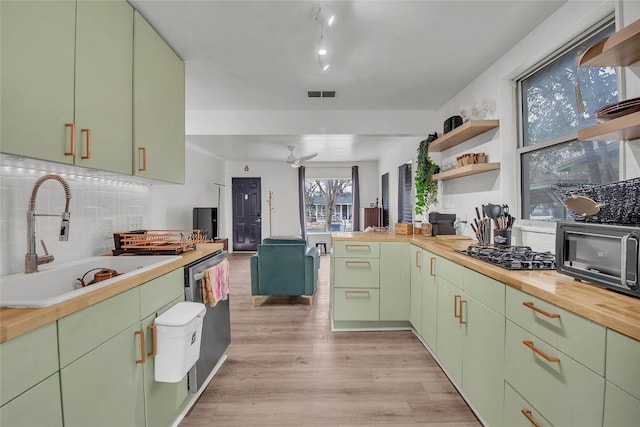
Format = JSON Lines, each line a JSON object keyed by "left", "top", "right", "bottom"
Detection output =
{"left": 312, "top": 2, "right": 334, "bottom": 72}
{"left": 313, "top": 5, "right": 335, "bottom": 27}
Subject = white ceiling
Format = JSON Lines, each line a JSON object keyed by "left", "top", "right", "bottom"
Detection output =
{"left": 129, "top": 0, "right": 566, "bottom": 163}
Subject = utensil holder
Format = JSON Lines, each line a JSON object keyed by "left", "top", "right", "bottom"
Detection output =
{"left": 493, "top": 229, "right": 511, "bottom": 246}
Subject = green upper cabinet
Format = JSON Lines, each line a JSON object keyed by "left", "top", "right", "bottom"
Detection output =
{"left": 1, "top": 0, "right": 133, "bottom": 174}
{"left": 74, "top": 0, "right": 133, "bottom": 174}
{"left": 133, "top": 11, "right": 185, "bottom": 184}
{"left": 1, "top": 0, "right": 76, "bottom": 164}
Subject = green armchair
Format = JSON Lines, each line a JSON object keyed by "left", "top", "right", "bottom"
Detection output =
{"left": 250, "top": 237, "right": 319, "bottom": 307}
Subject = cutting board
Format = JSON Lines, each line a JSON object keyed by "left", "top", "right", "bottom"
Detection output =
{"left": 435, "top": 234, "right": 473, "bottom": 240}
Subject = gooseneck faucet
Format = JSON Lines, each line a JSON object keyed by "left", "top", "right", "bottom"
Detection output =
{"left": 25, "top": 173, "right": 71, "bottom": 273}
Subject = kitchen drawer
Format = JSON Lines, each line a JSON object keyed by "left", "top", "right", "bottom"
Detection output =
{"left": 334, "top": 258, "right": 380, "bottom": 288}
{"left": 505, "top": 320, "right": 605, "bottom": 427}
{"left": 506, "top": 286, "right": 605, "bottom": 375}
{"left": 603, "top": 381, "right": 640, "bottom": 427}
{"left": 333, "top": 241, "right": 380, "bottom": 259}
{"left": 139, "top": 268, "right": 184, "bottom": 319}
{"left": 436, "top": 257, "right": 464, "bottom": 288}
{"left": 0, "top": 373, "right": 63, "bottom": 427}
{"left": 503, "top": 382, "right": 553, "bottom": 427}
{"left": 462, "top": 268, "right": 505, "bottom": 315}
{"left": 606, "top": 329, "right": 640, "bottom": 400}
{"left": 0, "top": 322, "right": 58, "bottom": 406}
{"left": 333, "top": 288, "right": 380, "bottom": 321}
{"left": 58, "top": 287, "right": 140, "bottom": 367}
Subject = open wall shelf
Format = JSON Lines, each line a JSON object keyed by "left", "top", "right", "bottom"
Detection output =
{"left": 432, "top": 162, "right": 501, "bottom": 181}
{"left": 429, "top": 120, "right": 499, "bottom": 152}
{"left": 578, "top": 111, "right": 640, "bottom": 141}
{"left": 578, "top": 18, "right": 640, "bottom": 67}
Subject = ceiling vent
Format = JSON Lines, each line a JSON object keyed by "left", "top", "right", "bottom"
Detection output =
{"left": 307, "top": 91, "right": 336, "bottom": 98}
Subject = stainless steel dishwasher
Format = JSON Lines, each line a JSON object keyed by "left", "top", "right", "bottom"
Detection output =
{"left": 183, "top": 249, "right": 230, "bottom": 393}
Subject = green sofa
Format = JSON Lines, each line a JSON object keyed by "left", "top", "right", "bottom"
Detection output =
{"left": 250, "top": 237, "right": 320, "bottom": 307}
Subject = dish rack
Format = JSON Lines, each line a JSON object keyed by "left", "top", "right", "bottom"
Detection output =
{"left": 112, "top": 230, "right": 206, "bottom": 255}
{"left": 550, "top": 177, "right": 640, "bottom": 224}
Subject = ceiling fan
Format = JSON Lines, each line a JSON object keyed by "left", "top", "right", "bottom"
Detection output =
{"left": 286, "top": 145, "right": 318, "bottom": 168}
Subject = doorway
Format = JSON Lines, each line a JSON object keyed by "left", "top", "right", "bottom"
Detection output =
{"left": 232, "top": 177, "right": 262, "bottom": 251}
{"left": 381, "top": 172, "right": 389, "bottom": 227}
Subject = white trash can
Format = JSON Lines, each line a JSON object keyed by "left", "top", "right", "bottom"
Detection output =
{"left": 154, "top": 301, "right": 206, "bottom": 383}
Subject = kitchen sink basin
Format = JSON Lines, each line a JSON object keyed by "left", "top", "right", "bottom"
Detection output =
{"left": 0, "top": 255, "right": 181, "bottom": 308}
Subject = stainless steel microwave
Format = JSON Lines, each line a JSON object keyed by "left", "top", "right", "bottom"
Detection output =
{"left": 556, "top": 221, "right": 640, "bottom": 298}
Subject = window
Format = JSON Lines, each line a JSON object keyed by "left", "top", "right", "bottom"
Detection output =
{"left": 518, "top": 19, "right": 619, "bottom": 221}
{"left": 304, "top": 178, "right": 352, "bottom": 232}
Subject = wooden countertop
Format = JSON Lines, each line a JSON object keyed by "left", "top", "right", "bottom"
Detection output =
{"left": 0, "top": 244, "right": 223, "bottom": 344}
{"left": 332, "top": 232, "right": 640, "bottom": 341}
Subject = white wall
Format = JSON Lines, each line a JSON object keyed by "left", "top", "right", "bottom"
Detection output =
{"left": 150, "top": 140, "right": 226, "bottom": 232}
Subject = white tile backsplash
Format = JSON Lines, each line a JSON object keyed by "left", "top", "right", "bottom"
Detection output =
{"left": 0, "top": 165, "right": 151, "bottom": 276}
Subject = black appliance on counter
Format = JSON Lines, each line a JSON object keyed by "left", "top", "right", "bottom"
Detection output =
{"left": 428, "top": 212, "right": 456, "bottom": 236}
{"left": 456, "top": 245, "right": 556, "bottom": 270}
{"left": 193, "top": 207, "right": 218, "bottom": 241}
{"left": 556, "top": 221, "right": 640, "bottom": 298}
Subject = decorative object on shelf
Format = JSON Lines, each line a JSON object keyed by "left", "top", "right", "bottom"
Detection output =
{"left": 414, "top": 133, "right": 439, "bottom": 219}
{"left": 594, "top": 97, "right": 640, "bottom": 122}
{"left": 550, "top": 178, "right": 640, "bottom": 224}
{"left": 443, "top": 115, "right": 463, "bottom": 134}
{"left": 456, "top": 152, "right": 486, "bottom": 167}
{"left": 394, "top": 222, "right": 414, "bottom": 235}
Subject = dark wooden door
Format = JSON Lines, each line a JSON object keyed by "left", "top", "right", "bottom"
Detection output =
{"left": 232, "top": 177, "right": 261, "bottom": 251}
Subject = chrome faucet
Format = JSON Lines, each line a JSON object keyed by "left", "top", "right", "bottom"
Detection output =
{"left": 25, "top": 173, "right": 71, "bottom": 273}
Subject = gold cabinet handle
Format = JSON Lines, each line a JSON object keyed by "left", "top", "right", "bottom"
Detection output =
{"left": 138, "top": 147, "right": 147, "bottom": 171}
{"left": 521, "top": 409, "right": 541, "bottom": 427}
{"left": 523, "top": 302, "right": 560, "bottom": 319}
{"left": 459, "top": 299, "right": 467, "bottom": 325}
{"left": 454, "top": 294, "right": 461, "bottom": 319}
{"left": 430, "top": 257, "right": 436, "bottom": 276}
{"left": 345, "top": 290, "right": 370, "bottom": 298}
{"left": 147, "top": 324, "right": 157, "bottom": 357}
{"left": 415, "top": 251, "right": 421, "bottom": 268}
{"left": 80, "top": 128, "right": 91, "bottom": 159}
{"left": 345, "top": 244, "right": 371, "bottom": 252}
{"left": 65, "top": 123, "right": 76, "bottom": 156}
{"left": 345, "top": 260, "right": 370, "bottom": 267}
{"left": 523, "top": 340, "right": 560, "bottom": 363}
{"left": 135, "top": 330, "right": 146, "bottom": 364}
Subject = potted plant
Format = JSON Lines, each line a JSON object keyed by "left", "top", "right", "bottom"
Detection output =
{"left": 414, "top": 133, "right": 439, "bottom": 231}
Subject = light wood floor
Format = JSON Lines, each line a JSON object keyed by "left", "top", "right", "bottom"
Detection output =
{"left": 181, "top": 253, "right": 481, "bottom": 427}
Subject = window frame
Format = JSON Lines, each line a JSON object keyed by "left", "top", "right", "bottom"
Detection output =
{"left": 515, "top": 14, "right": 620, "bottom": 223}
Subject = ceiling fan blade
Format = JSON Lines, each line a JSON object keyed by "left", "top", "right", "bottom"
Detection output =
{"left": 297, "top": 152, "right": 318, "bottom": 162}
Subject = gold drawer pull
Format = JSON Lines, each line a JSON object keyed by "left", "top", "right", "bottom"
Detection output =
{"left": 459, "top": 300, "right": 467, "bottom": 325}
{"left": 430, "top": 257, "right": 436, "bottom": 276}
{"left": 346, "top": 260, "right": 370, "bottom": 267}
{"left": 523, "top": 302, "right": 560, "bottom": 318}
{"left": 65, "top": 122, "right": 76, "bottom": 156}
{"left": 521, "top": 409, "right": 541, "bottom": 427}
{"left": 345, "top": 290, "right": 370, "bottom": 298}
{"left": 523, "top": 340, "right": 560, "bottom": 363}
{"left": 415, "top": 251, "right": 421, "bottom": 268}
{"left": 147, "top": 324, "right": 157, "bottom": 357}
{"left": 138, "top": 147, "right": 147, "bottom": 171}
{"left": 81, "top": 128, "right": 91, "bottom": 159}
{"left": 454, "top": 294, "right": 461, "bottom": 319}
{"left": 135, "top": 330, "right": 146, "bottom": 364}
{"left": 345, "top": 244, "right": 371, "bottom": 251}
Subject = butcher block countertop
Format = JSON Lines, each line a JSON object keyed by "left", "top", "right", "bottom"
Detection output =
{"left": 333, "top": 232, "right": 640, "bottom": 341}
{"left": 0, "top": 243, "right": 223, "bottom": 344}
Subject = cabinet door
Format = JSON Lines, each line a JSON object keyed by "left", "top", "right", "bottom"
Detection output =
{"left": 1, "top": 0, "right": 75, "bottom": 164}
{"left": 0, "top": 374, "right": 63, "bottom": 427}
{"left": 435, "top": 277, "right": 463, "bottom": 384}
{"left": 409, "top": 246, "right": 422, "bottom": 332}
{"left": 504, "top": 383, "right": 553, "bottom": 427}
{"left": 61, "top": 323, "right": 146, "bottom": 427}
{"left": 420, "top": 250, "right": 437, "bottom": 348}
{"left": 462, "top": 295, "right": 505, "bottom": 427}
{"left": 133, "top": 11, "right": 185, "bottom": 184}
{"left": 379, "top": 243, "right": 409, "bottom": 321}
{"left": 604, "top": 382, "right": 640, "bottom": 427}
{"left": 142, "top": 297, "right": 188, "bottom": 427}
{"left": 75, "top": 0, "right": 133, "bottom": 174}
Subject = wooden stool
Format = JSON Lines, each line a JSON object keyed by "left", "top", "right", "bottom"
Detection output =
{"left": 315, "top": 241, "right": 327, "bottom": 254}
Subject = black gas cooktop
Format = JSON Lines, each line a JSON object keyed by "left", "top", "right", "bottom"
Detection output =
{"left": 456, "top": 245, "right": 556, "bottom": 270}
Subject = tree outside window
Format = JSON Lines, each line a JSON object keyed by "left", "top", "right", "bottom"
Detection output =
{"left": 304, "top": 179, "right": 352, "bottom": 232}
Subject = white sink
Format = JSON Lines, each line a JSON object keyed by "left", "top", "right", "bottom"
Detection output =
{"left": 0, "top": 255, "right": 181, "bottom": 308}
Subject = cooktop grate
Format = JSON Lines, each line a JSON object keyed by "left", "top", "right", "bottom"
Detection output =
{"left": 455, "top": 245, "right": 556, "bottom": 270}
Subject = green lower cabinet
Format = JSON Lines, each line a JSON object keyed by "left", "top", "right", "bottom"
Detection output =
{"left": 379, "top": 243, "right": 409, "bottom": 320}
{"left": 333, "top": 287, "right": 380, "bottom": 321}
{"left": 142, "top": 297, "right": 189, "bottom": 427}
{"left": 503, "top": 382, "right": 553, "bottom": 427}
{"left": 603, "top": 381, "right": 640, "bottom": 427}
{"left": 462, "top": 296, "right": 505, "bottom": 427}
{"left": 409, "top": 245, "right": 423, "bottom": 332}
{"left": 420, "top": 249, "right": 437, "bottom": 349}
{"left": 0, "top": 374, "right": 63, "bottom": 427}
{"left": 60, "top": 323, "right": 146, "bottom": 427}
{"left": 435, "top": 277, "right": 463, "bottom": 384}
